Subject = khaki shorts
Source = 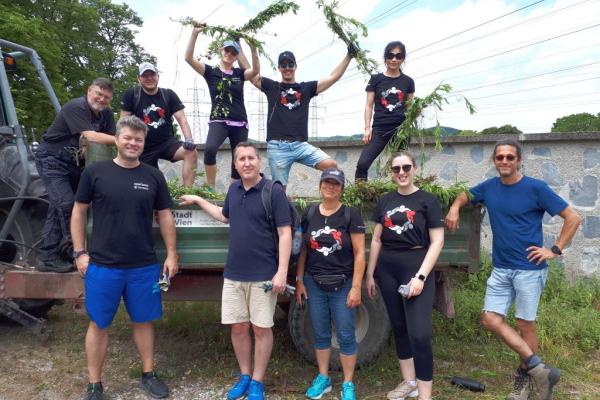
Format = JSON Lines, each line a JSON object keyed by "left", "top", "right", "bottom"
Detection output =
{"left": 221, "top": 278, "right": 278, "bottom": 328}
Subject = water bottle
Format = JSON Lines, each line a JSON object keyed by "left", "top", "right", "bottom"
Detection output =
{"left": 450, "top": 376, "right": 485, "bottom": 392}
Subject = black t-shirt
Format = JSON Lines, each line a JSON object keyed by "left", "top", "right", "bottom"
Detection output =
{"left": 372, "top": 189, "right": 443, "bottom": 251}
{"left": 261, "top": 77, "right": 318, "bottom": 141}
{"left": 366, "top": 73, "right": 415, "bottom": 129}
{"left": 202, "top": 64, "right": 247, "bottom": 122}
{"left": 302, "top": 205, "right": 365, "bottom": 277}
{"left": 75, "top": 160, "right": 173, "bottom": 268}
{"left": 43, "top": 96, "right": 115, "bottom": 146}
{"left": 120, "top": 87, "right": 185, "bottom": 147}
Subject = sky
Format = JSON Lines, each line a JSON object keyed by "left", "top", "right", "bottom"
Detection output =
{"left": 120, "top": 0, "right": 600, "bottom": 143}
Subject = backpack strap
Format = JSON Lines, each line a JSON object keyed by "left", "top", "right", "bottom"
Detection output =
{"left": 306, "top": 204, "right": 318, "bottom": 223}
{"left": 343, "top": 205, "right": 352, "bottom": 229}
{"left": 158, "top": 88, "right": 170, "bottom": 117}
{"left": 261, "top": 179, "right": 280, "bottom": 247}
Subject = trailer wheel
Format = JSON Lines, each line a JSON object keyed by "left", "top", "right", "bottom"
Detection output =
{"left": 288, "top": 289, "right": 390, "bottom": 370}
{"left": 0, "top": 206, "right": 55, "bottom": 318}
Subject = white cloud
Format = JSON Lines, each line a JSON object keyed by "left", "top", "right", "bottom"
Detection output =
{"left": 125, "top": 0, "right": 600, "bottom": 138}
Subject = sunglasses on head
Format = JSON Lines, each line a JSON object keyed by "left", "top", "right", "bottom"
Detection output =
{"left": 385, "top": 52, "right": 404, "bottom": 60}
{"left": 391, "top": 164, "right": 413, "bottom": 173}
{"left": 495, "top": 154, "right": 517, "bottom": 162}
{"left": 279, "top": 62, "right": 295, "bottom": 69}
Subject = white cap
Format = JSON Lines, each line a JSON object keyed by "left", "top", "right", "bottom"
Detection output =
{"left": 138, "top": 62, "right": 158, "bottom": 75}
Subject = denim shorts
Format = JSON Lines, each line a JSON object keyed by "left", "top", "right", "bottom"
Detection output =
{"left": 267, "top": 140, "right": 330, "bottom": 185}
{"left": 483, "top": 267, "right": 548, "bottom": 321}
{"left": 85, "top": 263, "right": 162, "bottom": 329}
{"left": 304, "top": 274, "right": 357, "bottom": 355}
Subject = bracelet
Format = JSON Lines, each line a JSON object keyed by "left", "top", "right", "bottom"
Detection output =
{"left": 295, "top": 275, "right": 304, "bottom": 283}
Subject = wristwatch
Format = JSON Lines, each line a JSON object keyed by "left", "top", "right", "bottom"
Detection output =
{"left": 73, "top": 249, "right": 88, "bottom": 259}
{"left": 415, "top": 273, "right": 426, "bottom": 282}
{"left": 550, "top": 245, "right": 562, "bottom": 256}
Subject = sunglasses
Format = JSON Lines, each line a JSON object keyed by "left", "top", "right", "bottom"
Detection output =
{"left": 495, "top": 154, "right": 517, "bottom": 162}
{"left": 385, "top": 52, "right": 404, "bottom": 60}
{"left": 391, "top": 164, "right": 413, "bottom": 173}
{"left": 279, "top": 62, "right": 295, "bottom": 69}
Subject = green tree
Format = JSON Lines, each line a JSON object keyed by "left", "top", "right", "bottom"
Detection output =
{"left": 1, "top": 0, "right": 154, "bottom": 136}
{"left": 458, "top": 129, "right": 478, "bottom": 136}
{"left": 479, "top": 124, "right": 522, "bottom": 135}
{"left": 551, "top": 112, "right": 600, "bottom": 133}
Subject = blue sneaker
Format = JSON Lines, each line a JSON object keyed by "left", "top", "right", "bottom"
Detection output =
{"left": 247, "top": 380, "right": 265, "bottom": 400}
{"left": 341, "top": 381, "right": 356, "bottom": 400}
{"left": 227, "top": 374, "right": 251, "bottom": 400}
{"left": 306, "top": 374, "right": 332, "bottom": 399}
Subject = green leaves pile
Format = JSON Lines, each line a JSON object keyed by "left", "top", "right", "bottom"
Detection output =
{"left": 316, "top": 0, "right": 377, "bottom": 75}
{"left": 167, "top": 179, "right": 222, "bottom": 201}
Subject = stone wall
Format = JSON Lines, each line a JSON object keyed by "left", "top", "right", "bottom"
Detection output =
{"left": 160, "top": 132, "right": 600, "bottom": 277}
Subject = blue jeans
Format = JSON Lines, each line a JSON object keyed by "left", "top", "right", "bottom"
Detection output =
{"left": 483, "top": 267, "right": 548, "bottom": 321}
{"left": 304, "top": 274, "right": 357, "bottom": 355}
{"left": 267, "top": 140, "right": 330, "bottom": 185}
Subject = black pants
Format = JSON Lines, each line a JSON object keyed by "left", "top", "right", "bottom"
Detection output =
{"left": 203, "top": 122, "right": 248, "bottom": 179}
{"left": 375, "top": 247, "right": 435, "bottom": 381}
{"left": 34, "top": 143, "right": 82, "bottom": 262}
{"left": 355, "top": 125, "right": 401, "bottom": 181}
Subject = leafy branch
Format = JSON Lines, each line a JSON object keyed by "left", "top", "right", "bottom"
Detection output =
{"left": 380, "top": 83, "right": 476, "bottom": 171}
{"left": 316, "top": 0, "right": 378, "bottom": 75}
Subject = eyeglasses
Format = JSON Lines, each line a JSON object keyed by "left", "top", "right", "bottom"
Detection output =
{"left": 223, "top": 47, "right": 238, "bottom": 55}
{"left": 385, "top": 52, "right": 404, "bottom": 60}
{"left": 391, "top": 164, "right": 413, "bottom": 173}
{"left": 495, "top": 154, "right": 517, "bottom": 162}
{"left": 279, "top": 62, "right": 295, "bottom": 69}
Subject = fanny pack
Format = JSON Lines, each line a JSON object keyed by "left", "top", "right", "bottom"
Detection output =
{"left": 313, "top": 273, "right": 347, "bottom": 292}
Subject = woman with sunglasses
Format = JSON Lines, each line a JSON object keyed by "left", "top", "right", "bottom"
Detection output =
{"left": 366, "top": 151, "right": 444, "bottom": 400}
{"left": 185, "top": 24, "right": 259, "bottom": 189}
{"left": 355, "top": 41, "right": 414, "bottom": 181}
{"left": 295, "top": 168, "right": 366, "bottom": 400}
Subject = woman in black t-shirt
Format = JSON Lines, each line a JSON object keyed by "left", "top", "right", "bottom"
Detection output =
{"left": 295, "top": 168, "right": 366, "bottom": 400}
{"left": 185, "top": 24, "right": 260, "bottom": 188}
{"left": 355, "top": 41, "right": 415, "bottom": 181}
{"left": 366, "top": 151, "right": 444, "bottom": 400}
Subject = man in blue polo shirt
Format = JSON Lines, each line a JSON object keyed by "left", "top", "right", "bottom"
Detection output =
{"left": 445, "top": 139, "right": 581, "bottom": 400}
{"left": 180, "top": 142, "right": 292, "bottom": 400}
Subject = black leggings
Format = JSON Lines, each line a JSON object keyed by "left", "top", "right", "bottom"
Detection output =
{"left": 204, "top": 122, "right": 248, "bottom": 179}
{"left": 375, "top": 248, "right": 435, "bottom": 381}
{"left": 355, "top": 124, "right": 406, "bottom": 181}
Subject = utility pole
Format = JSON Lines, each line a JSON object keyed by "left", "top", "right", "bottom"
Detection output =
{"left": 186, "top": 79, "right": 208, "bottom": 143}
{"left": 309, "top": 95, "right": 326, "bottom": 139}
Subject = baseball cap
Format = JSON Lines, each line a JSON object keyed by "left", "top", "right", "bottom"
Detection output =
{"left": 278, "top": 51, "right": 296, "bottom": 65}
{"left": 320, "top": 168, "right": 345, "bottom": 186}
{"left": 138, "top": 62, "right": 158, "bottom": 75}
{"left": 222, "top": 40, "right": 241, "bottom": 54}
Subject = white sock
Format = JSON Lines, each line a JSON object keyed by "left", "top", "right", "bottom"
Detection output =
{"left": 407, "top": 380, "right": 417, "bottom": 386}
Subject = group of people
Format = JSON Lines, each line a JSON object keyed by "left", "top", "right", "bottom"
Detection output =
{"left": 30, "top": 27, "right": 582, "bottom": 400}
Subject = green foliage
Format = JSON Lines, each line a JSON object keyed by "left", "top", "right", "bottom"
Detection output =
{"left": 175, "top": 1, "right": 299, "bottom": 69}
{"left": 340, "top": 177, "right": 470, "bottom": 208}
{"left": 381, "top": 83, "right": 476, "bottom": 170}
{"left": 441, "top": 257, "right": 600, "bottom": 354}
{"left": 458, "top": 129, "right": 478, "bottom": 136}
{"left": 166, "top": 179, "right": 222, "bottom": 201}
{"left": 316, "top": 0, "right": 378, "bottom": 75}
{"left": 551, "top": 112, "right": 600, "bottom": 133}
{"left": 1, "top": 1, "right": 154, "bottom": 136}
{"left": 479, "top": 124, "right": 522, "bottom": 135}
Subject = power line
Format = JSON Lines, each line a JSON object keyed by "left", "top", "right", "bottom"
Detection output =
{"left": 411, "top": 0, "right": 547, "bottom": 53}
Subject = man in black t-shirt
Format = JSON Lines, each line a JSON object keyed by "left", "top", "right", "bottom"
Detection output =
{"left": 121, "top": 62, "right": 198, "bottom": 187}
{"left": 251, "top": 48, "right": 356, "bottom": 189}
{"left": 71, "top": 115, "right": 178, "bottom": 400}
{"left": 35, "top": 77, "right": 116, "bottom": 272}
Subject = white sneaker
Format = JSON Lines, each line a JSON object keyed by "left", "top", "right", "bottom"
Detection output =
{"left": 387, "top": 381, "right": 418, "bottom": 400}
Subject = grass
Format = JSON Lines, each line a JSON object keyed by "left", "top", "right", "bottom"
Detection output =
{"left": 142, "top": 258, "right": 600, "bottom": 399}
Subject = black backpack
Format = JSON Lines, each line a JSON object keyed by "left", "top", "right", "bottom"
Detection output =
{"left": 261, "top": 179, "right": 302, "bottom": 264}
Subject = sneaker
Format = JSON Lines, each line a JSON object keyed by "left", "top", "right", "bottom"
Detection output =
{"left": 306, "top": 373, "right": 332, "bottom": 399}
{"left": 83, "top": 382, "right": 103, "bottom": 400}
{"left": 37, "top": 259, "right": 75, "bottom": 273}
{"left": 247, "top": 380, "right": 265, "bottom": 400}
{"left": 387, "top": 380, "right": 418, "bottom": 400}
{"left": 227, "top": 374, "right": 251, "bottom": 400}
{"left": 341, "top": 381, "right": 356, "bottom": 400}
{"left": 139, "top": 371, "right": 170, "bottom": 399}
{"left": 527, "top": 362, "right": 560, "bottom": 400}
{"left": 507, "top": 368, "right": 533, "bottom": 400}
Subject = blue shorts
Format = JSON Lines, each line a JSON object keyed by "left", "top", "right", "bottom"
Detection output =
{"left": 267, "top": 140, "right": 330, "bottom": 185}
{"left": 85, "top": 263, "right": 163, "bottom": 329}
{"left": 483, "top": 267, "right": 548, "bottom": 321}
